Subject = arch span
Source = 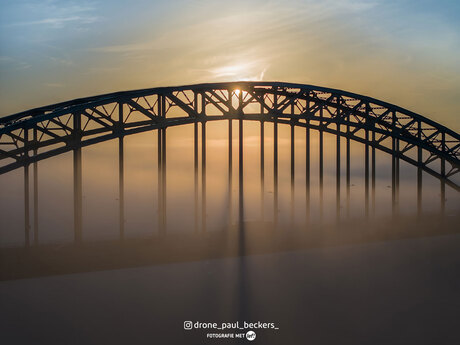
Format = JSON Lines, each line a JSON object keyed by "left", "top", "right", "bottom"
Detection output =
{"left": 0, "top": 81, "right": 459, "bottom": 190}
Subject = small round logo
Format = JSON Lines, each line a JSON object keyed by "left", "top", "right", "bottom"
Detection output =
{"left": 184, "top": 321, "right": 193, "bottom": 330}
{"left": 246, "top": 331, "right": 256, "bottom": 341}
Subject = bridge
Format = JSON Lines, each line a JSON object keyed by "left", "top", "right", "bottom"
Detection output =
{"left": 0, "top": 81, "right": 459, "bottom": 248}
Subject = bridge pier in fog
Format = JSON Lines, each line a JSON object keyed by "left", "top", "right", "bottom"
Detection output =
{"left": 346, "top": 121, "right": 351, "bottom": 218}
{"left": 417, "top": 163, "right": 422, "bottom": 215}
{"left": 441, "top": 132, "right": 446, "bottom": 214}
{"left": 33, "top": 128, "right": 38, "bottom": 245}
{"left": 201, "top": 122, "right": 206, "bottom": 232}
{"left": 273, "top": 118, "right": 279, "bottom": 227}
{"left": 24, "top": 167, "right": 30, "bottom": 247}
{"left": 237, "top": 89, "right": 244, "bottom": 229}
{"left": 371, "top": 132, "right": 376, "bottom": 216}
{"left": 73, "top": 146, "right": 82, "bottom": 243}
{"left": 155, "top": 95, "right": 166, "bottom": 234}
{"left": 305, "top": 122, "right": 311, "bottom": 224}
{"left": 118, "top": 103, "right": 125, "bottom": 240}
{"left": 260, "top": 120, "right": 264, "bottom": 222}
{"left": 73, "top": 147, "right": 82, "bottom": 242}
{"left": 157, "top": 129, "right": 162, "bottom": 233}
{"left": 391, "top": 136, "right": 400, "bottom": 217}
{"left": 162, "top": 128, "right": 167, "bottom": 232}
{"left": 417, "top": 121, "right": 422, "bottom": 215}
{"left": 290, "top": 123, "right": 295, "bottom": 226}
{"left": 194, "top": 122, "right": 199, "bottom": 232}
{"left": 441, "top": 158, "right": 446, "bottom": 214}
{"left": 365, "top": 129, "right": 370, "bottom": 219}
{"left": 319, "top": 126, "right": 324, "bottom": 223}
{"left": 157, "top": 127, "right": 167, "bottom": 235}
{"left": 336, "top": 122, "right": 341, "bottom": 221}
{"left": 23, "top": 126, "right": 30, "bottom": 247}
{"left": 228, "top": 119, "right": 233, "bottom": 229}
{"left": 364, "top": 105, "right": 374, "bottom": 219}
{"left": 118, "top": 136, "right": 124, "bottom": 240}
{"left": 73, "top": 113, "right": 82, "bottom": 242}
{"left": 239, "top": 118, "right": 244, "bottom": 228}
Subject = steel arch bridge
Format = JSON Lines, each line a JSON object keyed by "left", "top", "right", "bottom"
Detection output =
{"left": 1, "top": 81, "right": 459, "bottom": 244}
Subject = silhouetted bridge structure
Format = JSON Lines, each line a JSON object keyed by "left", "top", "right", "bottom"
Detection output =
{"left": 1, "top": 81, "right": 459, "bottom": 247}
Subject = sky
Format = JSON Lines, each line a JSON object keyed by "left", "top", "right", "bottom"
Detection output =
{"left": 0, "top": 0, "right": 459, "bottom": 130}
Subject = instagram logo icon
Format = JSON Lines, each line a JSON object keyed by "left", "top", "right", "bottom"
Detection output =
{"left": 184, "top": 321, "right": 193, "bottom": 330}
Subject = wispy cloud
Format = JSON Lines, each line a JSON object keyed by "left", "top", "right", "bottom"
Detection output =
{"left": 0, "top": 56, "right": 31, "bottom": 70}
{"left": 11, "top": 16, "right": 99, "bottom": 28}
{"left": 90, "top": 42, "right": 155, "bottom": 54}
{"left": 3, "top": 1, "right": 100, "bottom": 29}
{"left": 49, "top": 56, "right": 74, "bottom": 66}
{"left": 0, "top": 56, "right": 14, "bottom": 62}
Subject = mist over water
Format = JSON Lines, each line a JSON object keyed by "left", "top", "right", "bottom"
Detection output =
{"left": 0, "top": 120, "right": 458, "bottom": 247}
{"left": 1, "top": 120, "right": 459, "bottom": 345}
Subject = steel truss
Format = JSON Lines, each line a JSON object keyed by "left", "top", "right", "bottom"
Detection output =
{"left": 0, "top": 81, "right": 459, "bottom": 190}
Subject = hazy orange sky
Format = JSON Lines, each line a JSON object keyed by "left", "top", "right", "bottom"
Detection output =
{"left": 1, "top": 0, "right": 459, "bottom": 130}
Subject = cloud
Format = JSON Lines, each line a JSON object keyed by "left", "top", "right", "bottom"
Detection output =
{"left": 10, "top": 15, "right": 99, "bottom": 28}
{"left": 90, "top": 42, "right": 156, "bottom": 54}
{"left": 0, "top": 56, "right": 14, "bottom": 62}
{"left": 4, "top": 1, "right": 100, "bottom": 29}
{"left": 49, "top": 56, "right": 74, "bottom": 66}
{"left": 0, "top": 56, "right": 31, "bottom": 70}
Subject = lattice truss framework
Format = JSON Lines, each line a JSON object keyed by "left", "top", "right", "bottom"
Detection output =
{"left": 0, "top": 82, "right": 459, "bottom": 190}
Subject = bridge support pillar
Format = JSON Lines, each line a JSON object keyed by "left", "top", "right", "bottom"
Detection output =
{"left": 118, "top": 103, "right": 125, "bottom": 240}
{"left": 228, "top": 120, "right": 233, "bottom": 229}
{"left": 33, "top": 128, "right": 38, "bottom": 245}
{"left": 346, "top": 123, "right": 351, "bottom": 218}
{"left": 194, "top": 122, "right": 199, "bottom": 232}
{"left": 73, "top": 147, "right": 82, "bottom": 242}
{"left": 118, "top": 136, "right": 124, "bottom": 240}
{"left": 260, "top": 120, "right": 264, "bottom": 222}
{"left": 371, "top": 131, "right": 376, "bottom": 217}
{"left": 201, "top": 122, "right": 206, "bottom": 232}
{"left": 441, "top": 158, "right": 446, "bottom": 215}
{"left": 163, "top": 128, "right": 167, "bottom": 233}
{"left": 417, "top": 166, "right": 422, "bottom": 216}
{"left": 274, "top": 119, "right": 278, "bottom": 228}
{"left": 319, "top": 127, "right": 324, "bottom": 223}
{"left": 416, "top": 121, "right": 422, "bottom": 216}
{"left": 158, "top": 129, "right": 162, "bottom": 232}
{"left": 290, "top": 124, "right": 295, "bottom": 227}
{"left": 391, "top": 137, "right": 399, "bottom": 217}
{"left": 239, "top": 119, "right": 244, "bottom": 228}
{"left": 396, "top": 144, "right": 400, "bottom": 215}
{"left": 162, "top": 128, "right": 167, "bottom": 233}
{"left": 365, "top": 130, "right": 370, "bottom": 219}
{"left": 440, "top": 132, "right": 446, "bottom": 214}
{"left": 336, "top": 123, "right": 341, "bottom": 222}
{"left": 157, "top": 128, "right": 167, "bottom": 235}
{"left": 305, "top": 123, "right": 310, "bottom": 224}
{"left": 73, "top": 112, "right": 82, "bottom": 243}
{"left": 23, "top": 127, "right": 30, "bottom": 247}
{"left": 24, "top": 163, "right": 30, "bottom": 247}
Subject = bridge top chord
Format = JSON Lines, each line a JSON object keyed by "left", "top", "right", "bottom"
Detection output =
{"left": 0, "top": 81, "right": 459, "bottom": 190}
